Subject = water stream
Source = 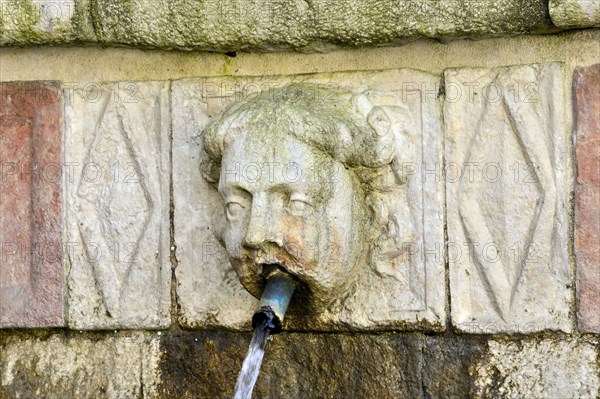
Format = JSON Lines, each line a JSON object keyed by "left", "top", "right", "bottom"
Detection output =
{"left": 233, "top": 319, "right": 271, "bottom": 399}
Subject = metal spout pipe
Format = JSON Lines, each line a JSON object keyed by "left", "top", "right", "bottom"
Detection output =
{"left": 251, "top": 267, "right": 296, "bottom": 334}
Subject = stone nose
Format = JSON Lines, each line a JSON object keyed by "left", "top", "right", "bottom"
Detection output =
{"left": 243, "top": 192, "right": 284, "bottom": 248}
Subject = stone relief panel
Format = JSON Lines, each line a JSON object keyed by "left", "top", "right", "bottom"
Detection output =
{"left": 445, "top": 63, "right": 571, "bottom": 333}
{"left": 64, "top": 82, "right": 171, "bottom": 329}
{"left": 173, "top": 70, "right": 445, "bottom": 331}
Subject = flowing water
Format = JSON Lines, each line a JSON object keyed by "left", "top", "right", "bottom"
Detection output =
{"left": 233, "top": 319, "right": 271, "bottom": 399}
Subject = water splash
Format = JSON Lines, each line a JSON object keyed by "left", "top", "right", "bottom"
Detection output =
{"left": 233, "top": 319, "right": 271, "bottom": 399}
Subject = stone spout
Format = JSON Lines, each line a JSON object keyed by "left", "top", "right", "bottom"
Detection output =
{"left": 251, "top": 266, "right": 297, "bottom": 334}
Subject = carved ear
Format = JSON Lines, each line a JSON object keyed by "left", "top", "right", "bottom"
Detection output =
{"left": 200, "top": 156, "right": 220, "bottom": 186}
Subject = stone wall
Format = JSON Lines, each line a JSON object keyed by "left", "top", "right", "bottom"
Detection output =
{"left": 0, "top": 0, "right": 599, "bottom": 51}
{"left": 0, "top": 11, "right": 599, "bottom": 399}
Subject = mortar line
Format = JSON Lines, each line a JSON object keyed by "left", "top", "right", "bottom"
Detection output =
{"left": 167, "top": 80, "right": 180, "bottom": 332}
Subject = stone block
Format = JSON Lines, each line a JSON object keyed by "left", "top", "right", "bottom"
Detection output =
{"left": 64, "top": 81, "right": 171, "bottom": 329}
{"left": 472, "top": 338, "right": 599, "bottom": 398}
{"left": 157, "top": 331, "right": 423, "bottom": 399}
{"left": 0, "top": 81, "right": 64, "bottom": 328}
{"left": 0, "top": 0, "right": 95, "bottom": 45}
{"left": 0, "top": 332, "right": 160, "bottom": 398}
{"left": 91, "top": 0, "right": 552, "bottom": 52}
{"left": 574, "top": 64, "right": 600, "bottom": 333}
{"left": 173, "top": 70, "right": 445, "bottom": 331}
{"left": 0, "top": 0, "right": 553, "bottom": 51}
{"left": 445, "top": 63, "right": 572, "bottom": 333}
{"left": 550, "top": 0, "right": 600, "bottom": 28}
{"left": 161, "top": 333, "right": 597, "bottom": 399}
{"left": 422, "top": 336, "right": 487, "bottom": 399}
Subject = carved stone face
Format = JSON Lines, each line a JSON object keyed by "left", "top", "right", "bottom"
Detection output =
{"left": 218, "top": 127, "right": 365, "bottom": 306}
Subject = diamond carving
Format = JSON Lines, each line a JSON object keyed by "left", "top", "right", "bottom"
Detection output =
{"left": 446, "top": 63, "right": 571, "bottom": 333}
{"left": 65, "top": 82, "right": 171, "bottom": 329}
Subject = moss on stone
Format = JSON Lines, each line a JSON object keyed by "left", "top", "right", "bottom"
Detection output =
{"left": 1, "top": 0, "right": 42, "bottom": 43}
{"left": 0, "top": 0, "right": 95, "bottom": 45}
{"left": 550, "top": 0, "right": 600, "bottom": 28}
{"left": 70, "top": 0, "right": 97, "bottom": 42}
{"left": 0, "top": 0, "right": 564, "bottom": 51}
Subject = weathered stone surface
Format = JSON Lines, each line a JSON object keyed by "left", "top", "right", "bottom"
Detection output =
{"left": 158, "top": 331, "right": 424, "bottom": 399}
{"left": 2, "top": 0, "right": 554, "bottom": 51}
{"left": 445, "top": 63, "right": 571, "bottom": 333}
{"left": 0, "top": 0, "right": 95, "bottom": 45}
{"left": 422, "top": 336, "right": 487, "bottom": 399}
{"left": 173, "top": 70, "right": 445, "bottom": 331}
{"left": 0, "top": 331, "right": 161, "bottom": 398}
{"left": 550, "top": 0, "right": 600, "bottom": 28}
{"left": 574, "top": 64, "right": 600, "bottom": 334}
{"left": 3, "top": 330, "right": 594, "bottom": 398}
{"left": 472, "top": 338, "right": 600, "bottom": 398}
{"left": 92, "top": 0, "right": 552, "bottom": 52}
{"left": 0, "top": 81, "right": 64, "bottom": 328}
{"left": 160, "top": 333, "right": 597, "bottom": 398}
{"left": 64, "top": 81, "right": 171, "bottom": 329}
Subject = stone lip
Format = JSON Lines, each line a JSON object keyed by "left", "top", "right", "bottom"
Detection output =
{"left": 0, "top": 0, "right": 564, "bottom": 52}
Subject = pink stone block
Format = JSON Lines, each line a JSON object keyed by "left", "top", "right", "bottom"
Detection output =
{"left": 574, "top": 64, "right": 600, "bottom": 333}
{"left": 0, "top": 82, "right": 64, "bottom": 327}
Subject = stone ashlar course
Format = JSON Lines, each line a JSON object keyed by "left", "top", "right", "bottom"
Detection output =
{"left": 0, "top": 0, "right": 556, "bottom": 51}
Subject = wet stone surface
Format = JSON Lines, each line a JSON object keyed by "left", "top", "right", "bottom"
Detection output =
{"left": 1, "top": 330, "right": 596, "bottom": 398}
{"left": 422, "top": 336, "right": 488, "bottom": 399}
{"left": 158, "top": 331, "right": 490, "bottom": 399}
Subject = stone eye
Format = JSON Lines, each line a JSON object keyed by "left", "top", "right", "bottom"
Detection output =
{"left": 288, "top": 195, "right": 312, "bottom": 214}
{"left": 226, "top": 202, "right": 245, "bottom": 220}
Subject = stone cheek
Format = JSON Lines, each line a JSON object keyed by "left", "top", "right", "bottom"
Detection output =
{"left": 64, "top": 81, "right": 171, "bottom": 329}
{"left": 0, "top": 82, "right": 64, "bottom": 328}
{"left": 574, "top": 64, "right": 600, "bottom": 333}
{"left": 445, "top": 63, "right": 571, "bottom": 333}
